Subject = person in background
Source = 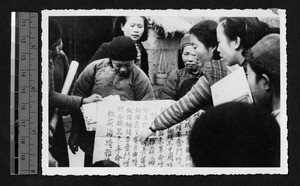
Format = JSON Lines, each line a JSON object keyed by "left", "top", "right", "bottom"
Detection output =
{"left": 69, "top": 36, "right": 155, "bottom": 167}
{"left": 89, "top": 16, "right": 149, "bottom": 76}
{"left": 244, "top": 34, "right": 281, "bottom": 125}
{"left": 137, "top": 20, "right": 228, "bottom": 142}
{"left": 48, "top": 18, "right": 102, "bottom": 167}
{"left": 189, "top": 102, "right": 280, "bottom": 167}
{"left": 160, "top": 34, "right": 202, "bottom": 100}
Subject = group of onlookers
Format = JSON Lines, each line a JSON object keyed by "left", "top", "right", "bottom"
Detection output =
{"left": 48, "top": 15, "right": 281, "bottom": 167}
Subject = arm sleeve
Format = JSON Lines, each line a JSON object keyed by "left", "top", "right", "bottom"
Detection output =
{"left": 48, "top": 58, "right": 82, "bottom": 110}
{"left": 71, "top": 61, "right": 99, "bottom": 98}
{"left": 160, "top": 70, "right": 179, "bottom": 100}
{"left": 153, "top": 60, "right": 229, "bottom": 130}
{"left": 133, "top": 69, "right": 155, "bottom": 101}
{"left": 154, "top": 75, "right": 212, "bottom": 130}
{"left": 70, "top": 61, "right": 99, "bottom": 138}
{"left": 201, "top": 60, "right": 229, "bottom": 84}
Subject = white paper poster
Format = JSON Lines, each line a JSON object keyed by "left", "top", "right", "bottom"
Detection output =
{"left": 81, "top": 100, "right": 203, "bottom": 167}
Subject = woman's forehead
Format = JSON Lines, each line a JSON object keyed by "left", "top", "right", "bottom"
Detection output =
{"left": 126, "top": 16, "right": 144, "bottom": 23}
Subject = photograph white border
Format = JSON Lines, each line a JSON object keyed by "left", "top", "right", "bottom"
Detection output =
{"left": 41, "top": 9, "right": 287, "bottom": 175}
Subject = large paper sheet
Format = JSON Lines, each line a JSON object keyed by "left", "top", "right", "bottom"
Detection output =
{"left": 85, "top": 100, "right": 203, "bottom": 167}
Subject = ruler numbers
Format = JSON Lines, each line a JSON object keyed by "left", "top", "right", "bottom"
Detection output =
{"left": 17, "top": 12, "right": 38, "bottom": 175}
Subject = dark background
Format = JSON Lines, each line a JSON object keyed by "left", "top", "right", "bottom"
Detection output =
{"left": 1, "top": 0, "right": 300, "bottom": 185}
{"left": 52, "top": 16, "right": 114, "bottom": 73}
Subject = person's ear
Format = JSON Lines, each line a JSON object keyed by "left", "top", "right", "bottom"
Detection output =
{"left": 234, "top": 37, "right": 241, "bottom": 49}
{"left": 261, "top": 74, "right": 270, "bottom": 91}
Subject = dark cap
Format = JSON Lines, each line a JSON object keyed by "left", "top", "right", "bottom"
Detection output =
{"left": 250, "top": 33, "right": 280, "bottom": 71}
{"left": 108, "top": 36, "right": 137, "bottom": 61}
{"left": 180, "top": 34, "right": 192, "bottom": 51}
{"left": 49, "top": 19, "right": 62, "bottom": 47}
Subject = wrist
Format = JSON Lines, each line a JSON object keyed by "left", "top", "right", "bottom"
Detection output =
{"left": 149, "top": 125, "right": 157, "bottom": 133}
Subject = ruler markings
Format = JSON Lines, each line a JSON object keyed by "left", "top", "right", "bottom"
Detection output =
{"left": 11, "top": 12, "right": 38, "bottom": 175}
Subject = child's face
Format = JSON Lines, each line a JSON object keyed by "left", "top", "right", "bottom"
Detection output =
{"left": 121, "top": 16, "right": 144, "bottom": 42}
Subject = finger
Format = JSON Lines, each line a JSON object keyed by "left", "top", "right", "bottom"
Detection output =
{"left": 70, "top": 147, "right": 76, "bottom": 154}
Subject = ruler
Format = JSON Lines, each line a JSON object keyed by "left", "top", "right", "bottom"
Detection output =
{"left": 10, "top": 12, "right": 39, "bottom": 175}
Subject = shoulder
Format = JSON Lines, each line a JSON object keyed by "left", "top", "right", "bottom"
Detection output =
{"left": 81, "top": 58, "right": 111, "bottom": 76}
{"left": 131, "top": 65, "right": 150, "bottom": 81}
{"left": 89, "top": 58, "right": 110, "bottom": 69}
{"left": 100, "top": 42, "right": 110, "bottom": 49}
{"left": 202, "top": 60, "right": 226, "bottom": 70}
{"left": 202, "top": 60, "right": 229, "bottom": 84}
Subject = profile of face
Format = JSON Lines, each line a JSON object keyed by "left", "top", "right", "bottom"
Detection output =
{"left": 121, "top": 16, "right": 145, "bottom": 42}
{"left": 216, "top": 21, "right": 240, "bottom": 66}
{"left": 111, "top": 59, "right": 134, "bottom": 77}
{"left": 49, "top": 39, "right": 63, "bottom": 59}
{"left": 246, "top": 63, "right": 270, "bottom": 106}
{"left": 190, "top": 34, "right": 214, "bottom": 67}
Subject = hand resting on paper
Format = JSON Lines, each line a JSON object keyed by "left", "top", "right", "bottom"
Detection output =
{"left": 82, "top": 94, "right": 102, "bottom": 104}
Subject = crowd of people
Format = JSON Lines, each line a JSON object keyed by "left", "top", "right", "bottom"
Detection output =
{"left": 48, "top": 15, "right": 281, "bottom": 167}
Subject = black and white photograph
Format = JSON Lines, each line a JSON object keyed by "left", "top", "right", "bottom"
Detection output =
{"left": 41, "top": 9, "right": 287, "bottom": 175}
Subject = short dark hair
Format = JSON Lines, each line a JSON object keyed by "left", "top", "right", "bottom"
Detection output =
{"left": 219, "top": 17, "right": 263, "bottom": 56}
{"left": 189, "top": 20, "right": 220, "bottom": 60}
{"left": 113, "top": 16, "right": 149, "bottom": 42}
{"left": 245, "top": 33, "right": 280, "bottom": 98}
{"left": 246, "top": 57, "right": 280, "bottom": 100}
{"left": 49, "top": 18, "right": 62, "bottom": 47}
{"left": 189, "top": 102, "right": 280, "bottom": 167}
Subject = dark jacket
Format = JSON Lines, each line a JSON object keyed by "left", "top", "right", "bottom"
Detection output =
{"left": 49, "top": 51, "right": 82, "bottom": 167}
{"left": 49, "top": 52, "right": 82, "bottom": 116}
{"left": 89, "top": 41, "right": 149, "bottom": 76}
{"left": 160, "top": 67, "right": 203, "bottom": 101}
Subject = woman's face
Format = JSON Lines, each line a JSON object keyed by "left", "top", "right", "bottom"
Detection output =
{"left": 190, "top": 34, "right": 214, "bottom": 66}
{"left": 121, "top": 16, "right": 145, "bottom": 42}
{"left": 181, "top": 45, "right": 200, "bottom": 72}
{"left": 216, "top": 21, "right": 240, "bottom": 66}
